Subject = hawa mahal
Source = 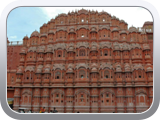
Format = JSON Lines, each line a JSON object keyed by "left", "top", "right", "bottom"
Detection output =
{"left": 7, "top": 9, "right": 153, "bottom": 113}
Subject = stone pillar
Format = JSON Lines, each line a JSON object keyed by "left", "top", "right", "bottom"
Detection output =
{"left": 98, "top": 88, "right": 101, "bottom": 113}
{"left": 114, "top": 88, "right": 117, "bottom": 113}
{"left": 64, "top": 88, "right": 67, "bottom": 113}
{"left": 147, "top": 87, "right": 150, "bottom": 109}
{"left": 133, "top": 88, "right": 136, "bottom": 113}
{"left": 124, "top": 87, "right": 127, "bottom": 113}
{"left": 89, "top": 88, "right": 91, "bottom": 113}
{"left": 73, "top": 88, "right": 75, "bottom": 113}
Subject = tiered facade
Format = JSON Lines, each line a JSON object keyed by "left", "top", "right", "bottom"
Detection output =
{"left": 7, "top": 9, "right": 153, "bottom": 113}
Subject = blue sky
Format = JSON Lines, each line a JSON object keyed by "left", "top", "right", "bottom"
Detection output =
{"left": 7, "top": 7, "right": 153, "bottom": 42}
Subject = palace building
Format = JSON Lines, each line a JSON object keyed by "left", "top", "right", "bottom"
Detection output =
{"left": 7, "top": 9, "right": 153, "bottom": 113}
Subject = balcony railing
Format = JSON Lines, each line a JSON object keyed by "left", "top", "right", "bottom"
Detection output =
{"left": 75, "top": 56, "right": 89, "bottom": 59}
{"left": 115, "top": 56, "right": 121, "bottom": 59}
{"left": 145, "top": 55, "right": 151, "bottom": 59}
{"left": 7, "top": 41, "right": 23, "bottom": 46}
{"left": 99, "top": 56, "right": 112, "bottom": 59}
{"left": 46, "top": 58, "right": 52, "bottom": 61}
{"left": 132, "top": 55, "right": 142, "bottom": 59}
{"left": 20, "top": 58, "right": 25, "bottom": 62}
{"left": 37, "top": 58, "right": 44, "bottom": 61}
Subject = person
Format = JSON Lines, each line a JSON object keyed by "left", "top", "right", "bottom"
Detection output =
{"left": 53, "top": 107, "right": 58, "bottom": 113}
{"left": 28, "top": 110, "right": 32, "bottom": 113}
{"left": 39, "top": 108, "right": 43, "bottom": 113}
{"left": 42, "top": 107, "right": 45, "bottom": 113}
{"left": 20, "top": 110, "right": 24, "bottom": 113}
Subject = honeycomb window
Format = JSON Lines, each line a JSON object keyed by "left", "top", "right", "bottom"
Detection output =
{"left": 81, "top": 34, "right": 84, "bottom": 37}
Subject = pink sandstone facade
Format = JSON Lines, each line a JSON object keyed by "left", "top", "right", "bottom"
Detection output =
{"left": 7, "top": 9, "right": 153, "bottom": 113}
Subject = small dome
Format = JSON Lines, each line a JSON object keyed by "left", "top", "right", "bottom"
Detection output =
{"left": 120, "top": 20, "right": 125, "bottom": 23}
{"left": 68, "top": 46, "right": 74, "bottom": 51}
{"left": 129, "top": 26, "right": 137, "bottom": 33}
{"left": 44, "top": 68, "right": 50, "bottom": 73}
{"left": 111, "top": 16, "right": 116, "bottom": 19}
{"left": 40, "top": 33, "right": 47, "bottom": 37}
{"left": 112, "top": 28, "right": 119, "bottom": 32}
{"left": 48, "top": 30, "right": 54, "bottom": 34}
{"left": 43, "top": 23, "right": 47, "bottom": 26}
{"left": 120, "top": 30, "right": 127, "bottom": 35}
{"left": 36, "top": 68, "right": 42, "bottom": 73}
{"left": 17, "top": 68, "right": 23, "bottom": 73}
{"left": 31, "top": 30, "right": 39, "bottom": 37}
{"left": 31, "top": 31, "right": 39, "bottom": 37}
{"left": 147, "top": 67, "right": 153, "bottom": 72}
{"left": 91, "top": 46, "right": 97, "bottom": 51}
{"left": 67, "top": 68, "right": 74, "bottom": 73}
{"left": 23, "top": 35, "right": 28, "bottom": 39}
{"left": 91, "top": 67, "right": 98, "bottom": 73}
{"left": 50, "top": 18, "right": 55, "bottom": 22}
{"left": 92, "top": 67, "right": 97, "bottom": 71}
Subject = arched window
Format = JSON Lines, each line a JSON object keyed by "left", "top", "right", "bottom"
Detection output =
{"left": 24, "top": 96, "right": 28, "bottom": 103}
{"left": 79, "top": 49, "right": 86, "bottom": 56}
{"left": 104, "top": 50, "right": 108, "bottom": 56}
{"left": 138, "top": 69, "right": 142, "bottom": 78}
{"left": 81, "top": 19, "right": 84, "bottom": 22}
{"left": 79, "top": 70, "right": 86, "bottom": 78}
{"left": 103, "top": 18, "right": 105, "bottom": 22}
{"left": 55, "top": 71, "right": 61, "bottom": 79}
{"left": 81, "top": 34, "right": 84, "bottom": 37}
{"left": 140, "top": 96, "right": 144, "bottom": 103}
{"left": 104, "top": 69, "right": 110, "bottom": 78}
{"left": 57, "top": 51, "right": 62, "bottom": 57}
{"left": 26, "top": 72, "right": 30, "bottom": 80}
{"left": 106, "top": 94, "right": 109, "bottom": 97}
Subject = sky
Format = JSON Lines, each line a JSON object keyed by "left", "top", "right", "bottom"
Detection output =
{"left": 7, "top": 7, "right": 153, "bottom": 42}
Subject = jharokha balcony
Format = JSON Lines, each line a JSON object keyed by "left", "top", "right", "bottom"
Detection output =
{"left": 34, "top": 79, "right": 41, "bottom": 86}
{"left": 46, "top": 57, "right": 52, "bottom": 61}
{"left": 75, "top": 56, "right": 89, "bottom": 60}
{"left": 66, "top": 78, "right": 74, "bottom": 83}
{"left": 145, "top": 55, "right": 151, "bottom": 59}
{"left": 51, "top": 79, "right": 65, "bottom": 85}
{"left": 20, "top": 58, "right": 25, "bottom": 62}
{"left": 90, "top": 56, "right": 97, "bottom": 59}
{"left": 67, "top": 56, "right": 75, "bottom": 60}
{"left": 132, "top": 55, "right": 142, "bottom": 59}
{"left": 37, "top": 58, "right": 44, "bottom": 61}
{"left": 123, "top": 55, "right": 130, "bottom": 59}
{"left": 42, "top": 79, "right": 50, "bottom": 86}
{"left": 99, "top": 56, "right": 112, "bottom": 60}
{"left": 27, "top": 58, "right": 36, "bottom": 62}
{"left": 114, "top": 55, "right": 121, "bottom": 59}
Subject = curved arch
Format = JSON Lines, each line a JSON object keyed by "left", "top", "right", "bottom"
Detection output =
{"left": 22, "top": 89, "right": 32, "bottom": 95}
{"left": 79, "top": 48, "right": 86, "bottom": 56}
{"left": 100, "top": 89, "right": 115, "bottom": 95}
{"left": 55, "top": 70, "right": 61, "bottom": 79}
{"left": 76, "top": 26, "right": 89, "bottom": 31}
{"left": 99, "top": 63, "right": 113, "bottom": 70}
{"left": 25, "top": 66, "right": 35, "bottom": 72}
{"left": 135, "top": 89, "right": 147, "bottom": 95}
{"left": 75, "top": 89, "right": 90, "bottom": 96}
{"left": 104, "top": 69, "right": 110, "bottom": 78}
{"left": 79, "top": 69, "right": 86, "bottom": 78}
